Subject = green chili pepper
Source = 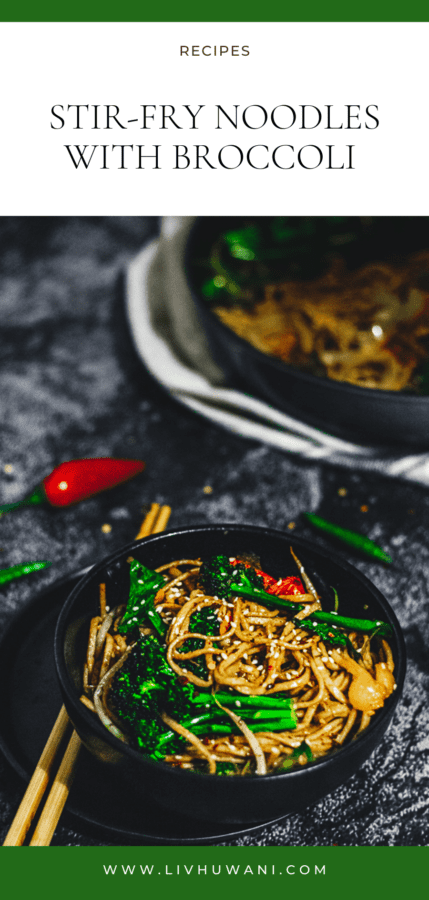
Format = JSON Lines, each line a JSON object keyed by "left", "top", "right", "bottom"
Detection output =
{"left": 0, "top": 560, "right": 51, "bottom": 586}
{"left": 303, "top": 512, "right": 392, "bottom": 564}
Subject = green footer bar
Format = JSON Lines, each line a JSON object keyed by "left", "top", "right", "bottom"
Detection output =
{"left": 1, "top": 846, "right": 427, "bottom": 900}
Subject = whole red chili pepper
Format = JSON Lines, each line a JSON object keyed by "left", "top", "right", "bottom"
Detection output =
{"left": 0, "top": 458, "right": 145, "bottom": 515}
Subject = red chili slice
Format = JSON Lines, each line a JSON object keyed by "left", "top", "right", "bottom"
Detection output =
{"left": 232, "top": 559, "right": 304, "bottom": 596}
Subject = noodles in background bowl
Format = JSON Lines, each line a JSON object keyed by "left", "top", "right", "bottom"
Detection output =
{"left": 82, "top": 552, "right": 396, "bottom": 777}
{"left": 213, "top": 252, "right": 429, "bottom": 393}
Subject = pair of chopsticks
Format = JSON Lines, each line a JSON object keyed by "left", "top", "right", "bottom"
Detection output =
{"left": 3, "top": 502, "right": 171, "bottom": 847}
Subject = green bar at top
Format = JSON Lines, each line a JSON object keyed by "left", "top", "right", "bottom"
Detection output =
{"left": 2, "top": 0, "right": 429, "bottom": 21}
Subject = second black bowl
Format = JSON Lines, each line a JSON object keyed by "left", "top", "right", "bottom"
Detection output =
{"left": 185, "top": 217, "right": 429, "bottom": 447}
{"left": 55, "top": 524, "right": 406, "bottom": 824}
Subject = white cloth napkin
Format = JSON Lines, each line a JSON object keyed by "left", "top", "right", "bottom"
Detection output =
{"left": 125, "top": 216, "right": 429, "bottom": 486}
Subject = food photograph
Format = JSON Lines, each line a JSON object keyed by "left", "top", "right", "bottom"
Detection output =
{"left": 0, "top": 215, "right": 428, "bottom": 847}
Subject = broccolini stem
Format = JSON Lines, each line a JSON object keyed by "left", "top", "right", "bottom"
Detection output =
{"left": 300, "top": 610, "right": 392, "bottom": 635}
{"left": 229, "top": 583, "right": 303, "bottom": 612}
{"left": 153, "top": 710, "right": 298, "bottom": 754}
{"left": 225, "top": 584, "right": 390, "bottom": 636}
{"left": 192, "top": 692, "right": 296, "bottom": 711}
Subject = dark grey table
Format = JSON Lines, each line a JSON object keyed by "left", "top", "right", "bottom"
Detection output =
{"left": 0, "top": 217, "right": 427, "bottom": 846}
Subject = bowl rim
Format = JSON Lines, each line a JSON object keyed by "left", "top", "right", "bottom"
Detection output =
{"left": 55, "top": 523, "right": 407, "bottom": 786}
{"left": 185, "top": 217, "right": 429, "bottom": 407}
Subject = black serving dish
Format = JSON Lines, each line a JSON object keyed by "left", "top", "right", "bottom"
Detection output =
{"left": 185, "top": 217, "right": 429, "bottom": 447}
{"left": 0, "top": 569, "right": 283, "bottom": 843}
{"left": 55, "top": 524, "right": 406, "bottom": 825}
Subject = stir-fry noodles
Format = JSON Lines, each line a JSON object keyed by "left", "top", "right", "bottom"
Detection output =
{"left": 83, "top": 552, "right": 396, "bottom": 776}
{"left": 200, "top": 220, "right": 429, "bottom": 392}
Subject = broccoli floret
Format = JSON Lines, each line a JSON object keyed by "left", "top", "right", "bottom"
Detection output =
{"left": 118, "top": 560, "right": 166, "bottom": 637}
{"left": 110, "top": 634, "right": 193, "bottom": 752}
{"left": 293, "top": 616, "right": 351, "bottom": 650}
{"left": 277, "top": 741, "right": 313, "bottom": 772}
{"left": 199, "top": 555, "right": 303, "bottom": 615}
{"left": 198, "top": 555, "right": 233, "bottom": 599}
{"left": 178, "top": 605, "right": 220, "bottom": 679}
{"left": 199, "top": 555, "right": 265, "bottom": 600}
{"left": 215, "top": 761, "right": 240, "bottom": 776}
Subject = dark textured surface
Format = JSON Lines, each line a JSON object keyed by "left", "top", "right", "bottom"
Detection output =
{"left": 0, "top": 217, "right": 428, "bottom": 846}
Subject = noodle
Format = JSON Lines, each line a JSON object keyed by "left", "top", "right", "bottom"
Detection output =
{"left": 83, "top": 555, "right": 396, "bottom": 776}
{"left": 213, "top": 252, "right": 429, "bottom": 393}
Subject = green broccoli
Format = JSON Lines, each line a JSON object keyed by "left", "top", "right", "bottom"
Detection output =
{"left": 199, "top": 555, "right": 301, "bottom": 610}
{"left": 110, "top": 633, "right": 193, "bottom": 752}
{"left": 199, "top": 555, "right": 392, "bottom": 647}
{"left": 177, "top": 604, "right": 221, "bottom": 679}
{"left": 277, "top": 741, "right": 313, "bottom": 772}
{"left": 118, "top": 560, "right": 166, "bottom": 637}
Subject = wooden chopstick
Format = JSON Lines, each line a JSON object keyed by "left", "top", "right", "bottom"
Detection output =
{"left": 3, "top": 504, "right": 171, "bottom": 847}
{"left": 150, "top": 504, "right": 171, "bottom": 534}
{"left": 29, "top": 731, "right": 82, "bottom": 846}
{"left": 134, "top": 502, "right": 171, "bottom": 538}
{"left": 3, "top": 706, "right": 70, "bottom": 846}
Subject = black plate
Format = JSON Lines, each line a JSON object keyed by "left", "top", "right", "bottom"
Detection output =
{"left": 0, "top": 571, "right": 285, "bottom": 845}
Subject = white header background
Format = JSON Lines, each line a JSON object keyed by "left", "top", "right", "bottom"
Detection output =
{"left": 1, "top": 22, "right": 427, "bottom": 215}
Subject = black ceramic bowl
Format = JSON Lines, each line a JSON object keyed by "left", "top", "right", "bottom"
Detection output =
{"left": 185, "top": 217, "right": 429, "bottom": 447}
{"left": 55, "top": 525, "right": 406, "bottom": 825}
